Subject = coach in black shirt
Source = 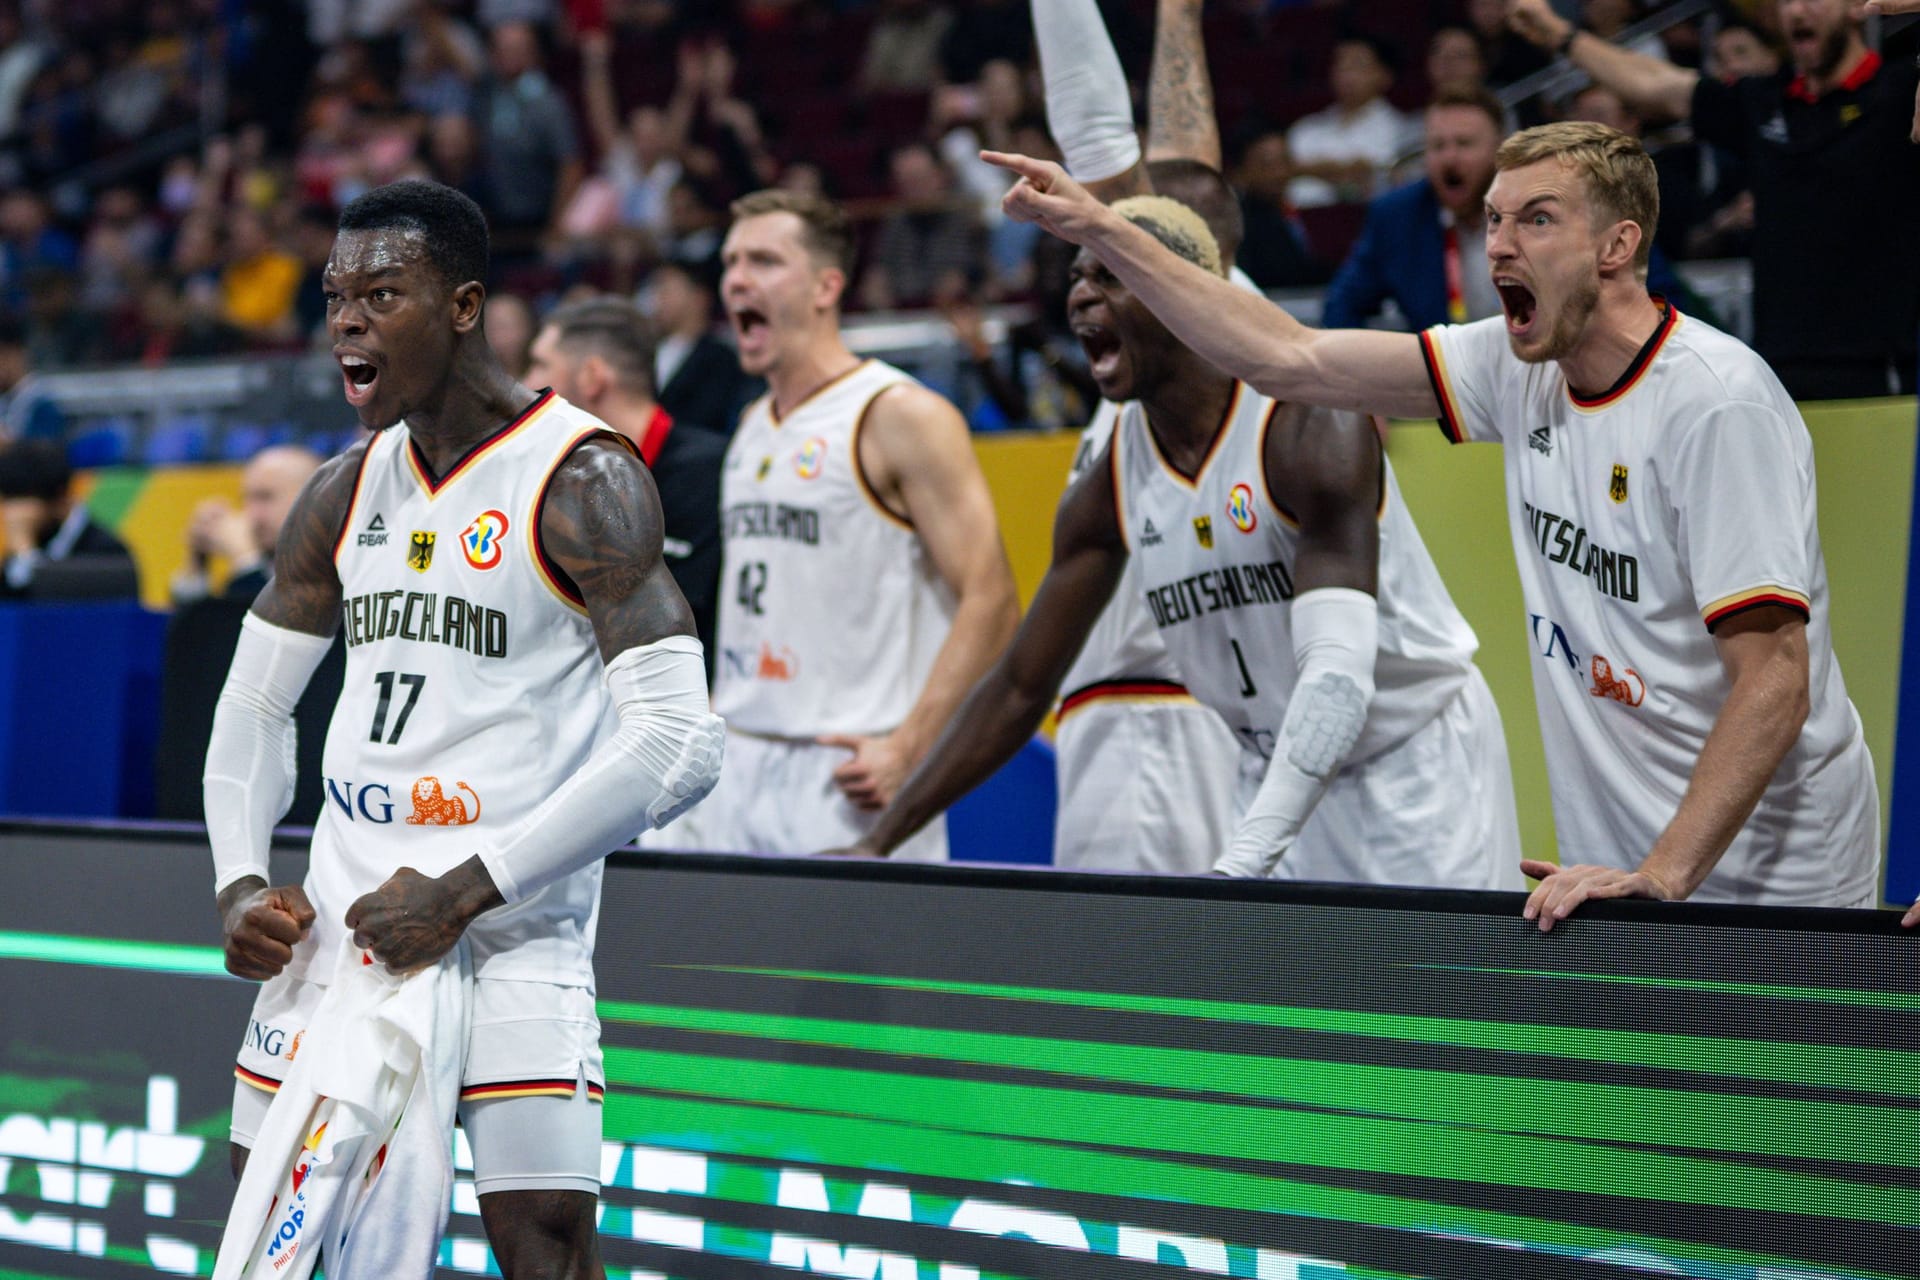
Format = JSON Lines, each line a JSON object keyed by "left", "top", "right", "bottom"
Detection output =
{"left": 526, "top": 297, "right": 725, "bottom": 668}
{"left": 1510, "top": 0, "right": 1919, "bottom": 399}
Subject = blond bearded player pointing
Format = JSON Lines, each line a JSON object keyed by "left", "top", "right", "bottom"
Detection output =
{"left": 983, "top": 122, "right": 1884, "bottom": 927}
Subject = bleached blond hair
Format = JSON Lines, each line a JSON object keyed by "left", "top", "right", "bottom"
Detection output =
{"left": 1110, "top": 194, "right": 1224, "bottom": 277}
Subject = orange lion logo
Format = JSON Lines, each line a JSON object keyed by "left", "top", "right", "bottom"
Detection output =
{"left": 1589, "top": 655, "right": 1646, "bottom": 707}
{"left": 405, "top": 776, "right": 481, "bottom": 825}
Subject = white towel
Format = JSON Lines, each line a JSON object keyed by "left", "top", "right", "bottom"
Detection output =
{"left": 214, "top": 937, "right": 472, "bottom": 1280}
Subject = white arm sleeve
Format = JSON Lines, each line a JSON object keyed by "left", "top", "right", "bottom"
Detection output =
{"left": 1214, "top": 588, "right": 1377, "bottom": 878}
{"left": 1033, "top": 0, "right": 1141, "bottom": 183}
{"left": 205, "top": 614, "right": 333, "bottom": 894}
{"left": 479, "top": 635, "right": 724, "bottom": 905}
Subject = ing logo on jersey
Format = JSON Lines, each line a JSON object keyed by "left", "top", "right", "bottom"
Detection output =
{"left": 1609, "top": 464, "right": 1630, "bottom": 504}
{"left": 1193, "top": 516, "right": 1214, "bottom": 549}
{"left": 460, "top": 509, "right": 510, "bottom": 570}
{"left": 407, "top": 531, "right": 436, "bottom": 572}
{"left": 1226, "top": 483, "right": 1258, "bottom": 534}
{"left": 794, "top": 437, "right": 828, "bottom": 480}
{"left": 405, "top": 776, "right": 481, "bottom": 825}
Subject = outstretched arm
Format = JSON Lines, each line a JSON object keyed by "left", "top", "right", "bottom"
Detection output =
{"left": 1147, "top": 0, "right": 1220, "bottom": 168}
{"left": 207, "top": 443, "right": 363, "bottom": 978}
{"left": 1508, "top": 0, "right": 1699, "bottom": 121}
{"left": 987, "top": 151, "right": 1439, "bottom": 417}
{"left": 347, "top": 438, "right": 722, "bottom": 970}
{"left": 853, "top": 448, "right": 1129, "bottom": 857}
{"left": 1215, "top": 405, "right": 1382, "bottom": 876}
{"left": 1033, "top": 0, "right": 1151, "bottom": 202}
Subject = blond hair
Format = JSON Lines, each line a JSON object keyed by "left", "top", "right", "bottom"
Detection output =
{"left": 729, "top": 188, "right": 856, "bottom": 275}
{"left": 1495, "top": 122, "right": 1658, "bottom": 271}
{"left": 1111, "top": 194, "right": 1223, "bottom": 277}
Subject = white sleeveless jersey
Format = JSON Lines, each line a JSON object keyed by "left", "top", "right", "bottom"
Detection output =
{"left": 713, "top": 359, "right": 956, "bottom": 736}
{"left": 303, "top": 390, "right": 622, "bottom": 988}
{"left": 1115, "top": 383, "right": 1478, "bottom": 763}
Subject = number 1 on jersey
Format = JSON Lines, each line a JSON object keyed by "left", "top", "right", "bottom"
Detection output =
{"left": 369, "top": 671, "right": 426, "bottom": 744}
{"left": 1229, "top": 639, "right": 1257, "bottom": 698}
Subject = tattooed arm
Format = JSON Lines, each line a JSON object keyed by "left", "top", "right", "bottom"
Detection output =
{"left": 348, "top": 437, "right": 719, "bottom": 971}
{"left": 1146, "top": 0, "right": 1221, "bottom": 169}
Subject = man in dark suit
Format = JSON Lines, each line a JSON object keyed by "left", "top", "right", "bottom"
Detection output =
{"left": 170, "top": 445, "right": 321, "bottom": 605}
{"left": 0, "top": 439, "right": 138, "bottom": 599}
{"left": 527, "top": 296, "right": 725, "bottom": 671}
{"left": 646, "top": 256, "right": 755, "bottom": 437}
{"left": 1323, "top": 86, "right": 1697, "bottom": 331}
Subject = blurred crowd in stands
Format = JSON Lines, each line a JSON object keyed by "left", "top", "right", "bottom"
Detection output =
{"left": 0, "top": 0, "right": 1900, "bottom": 437}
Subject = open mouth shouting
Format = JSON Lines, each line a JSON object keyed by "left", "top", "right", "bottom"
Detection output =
{"left": 1074, "top": 322, "right": 1125, "bottom": 389}
{"left": 337, "top": 348, "right": 381, "bottom": 408}
{"left": 730, "top": 306, "right": 771, "bottom": 359}
{"left": 1495, "top": 276, "right": 1539, "bottom": 341}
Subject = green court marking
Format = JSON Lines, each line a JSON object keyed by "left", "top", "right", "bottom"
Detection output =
{"left": 0, "top": 931, "right": 229, "bottom": 977}
{"left": 681, "top": 966, "right": 1920, "bottom": 1097}
{"left": 606, "top": 1091, "right": 1899, "bottom": 1280}
{"left": 597, "top": 999, "right": 1920, "bottom": 1168}
{"left": 1405, "top": 964, "right": 1920, "bottom": 1012}
{"left": 602, "top": 1046, "right": 1919, "bottom": 1229}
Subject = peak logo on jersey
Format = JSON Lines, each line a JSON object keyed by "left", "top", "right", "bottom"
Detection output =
{"left": 358, "top": 513, "right": 390, "bottom": 547}
{"left": 1226, "top": 484, "right": 1258, "bottom": 534}
{"left": 1529, "top": 426, "right": 1554, "bottom": 456}
{"left": 460, "top": 509, "right": 509, "bottom": 570}
{"left": 407, "top": 531, "right": 436, "bottom": 572}
{"left": 1140, "top": 518, "right": 1163, "bottom": 547}
{"left": 405, "top": 777, "right": 481, "bottom": 825}
{"left": 1590, "top": 654, "right": 1646, "bottom": 707}
{"left": 756, "top": 455, "right": 773, "bottom": 481}
{"left": 1193, "top": 516, "right": 1214, "bottom": 549}
{"left": 794, "top": 437, "right": 827, "bottom": 480}
{"left": 1609, "top": 464, "right": 1629, "bottom": 504}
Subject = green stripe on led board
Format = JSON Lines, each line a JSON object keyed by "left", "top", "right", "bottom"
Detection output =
{"left": 1407, "top": 963, "right": 1920, "bottom": 1011}
{"left": 0, "top": 930, "right": 229, "bottom": 977}
{"left": 683, "top": 967, "right": 1920, "bottom": 1097}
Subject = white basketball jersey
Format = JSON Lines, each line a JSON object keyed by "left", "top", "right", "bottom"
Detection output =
{"left": 1115, "top": 383, "right": 1478, "bottom": 763}
{"left": 713, "top": 359, "right": 956, "bottom": 736}
{"left": 305, "top": 391, "right": 622, "bottom": 987}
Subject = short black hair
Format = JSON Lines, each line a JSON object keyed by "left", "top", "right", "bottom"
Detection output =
{"left": 1146, "top": 159, "right": 1246, "bottom": 262}
{"left": 336, "top": 179, "right": 490, "bottom": 290}
{"left": 0, "top": 439, "right": 72, "bottom": 501}
{"left": 546, "top": 297, "right": 658, "bottom": 398}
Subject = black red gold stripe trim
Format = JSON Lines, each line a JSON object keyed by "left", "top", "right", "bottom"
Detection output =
{"left": 1148, "top": 382, "right": 1243, "bottom": 489}
{"left": 1567, "top": 302, "right": 1677, "bottom": 411}
{"left": 531, "top": 428, "right": 642, "bottom": 612}
{"left": 1419, "top": 330, "right": 1466, "bottom": 445}
{"left": 1059, "top": 678, "right": 1195, "bottom": 719}
{"left": 406, "top": 388, "right": 557, "bottom": 496}
{"left": 770, "top": 359, "right": 872, "bottom": 426}
{"left": 850, "top": 384, "right": 915, "bottom": 531}
{"left": 461, "top": 1079, "right": 606, "bottom": 1103}
{"left": 1702, "top": 586, "right": 1811, "bottom": 630}
{"left": 330, "top": 437, "right": 378, "bottom": 563}
{"left": 235, "top": 1065, "right": 282, "bottom": 1094}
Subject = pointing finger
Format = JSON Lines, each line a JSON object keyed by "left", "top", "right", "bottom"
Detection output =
{"left": 979, "top": 150, "right": 1053, "bottom": 185}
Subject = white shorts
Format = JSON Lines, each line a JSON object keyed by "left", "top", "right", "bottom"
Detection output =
{"left": 1053, "top": 691, "right": 1241, "bottom": 874}
{"left": 231, "top": 973, "right": 605, "bottom": 1196}
{"left": 1243, "top": 666, "right": 1526, "bottom": 890}
{"left": 647, "top": 727, "right": 948, "bottom": 861}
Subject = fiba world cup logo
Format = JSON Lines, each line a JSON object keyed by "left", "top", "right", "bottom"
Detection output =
{"left": 1226, "top": 483, "right": 1257, "bottom": 534}
{"left": 461, "top": 509, "right": 509, "bottom": 570}
{"left": 795, "top": 437, "right": 828, "bottom": 480}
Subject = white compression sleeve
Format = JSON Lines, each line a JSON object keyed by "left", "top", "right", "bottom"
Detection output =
{"left": 1214, "top": 588, "right": 1377, "bottom": 878}
{"left": 1034, "top": 0, "right": 1141, "bottom": 183}
{"left": 205, "top": 614, "right": 333, "bottom": 893}
{"left": 479, "top": 635, "right": 724, "bottom": 905}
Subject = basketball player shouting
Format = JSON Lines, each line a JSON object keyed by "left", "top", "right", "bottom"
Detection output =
{"left": 986, "top": 123, "right": 1883, "bottom": 924}
{"left": 204, "top": 180, "right": 722, "bottom": 1276}
{"left": 656, "top": 189, "right": 1018, "bottom": 860}
{"left": 848, "top": 196, "right": 1523, "bottom": 891}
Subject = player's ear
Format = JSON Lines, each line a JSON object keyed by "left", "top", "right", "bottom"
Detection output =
{"left": 813, "top": 265, "right": 847, "bottom": 312}
{"left": 451, "top": 281, "right": 486, "bottom": 334}
{"left": 1597, "top": 218, "right": 1642, "bottom": 278}
{"left": 578, "top": 353, "right": 612, "bottom": 403}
